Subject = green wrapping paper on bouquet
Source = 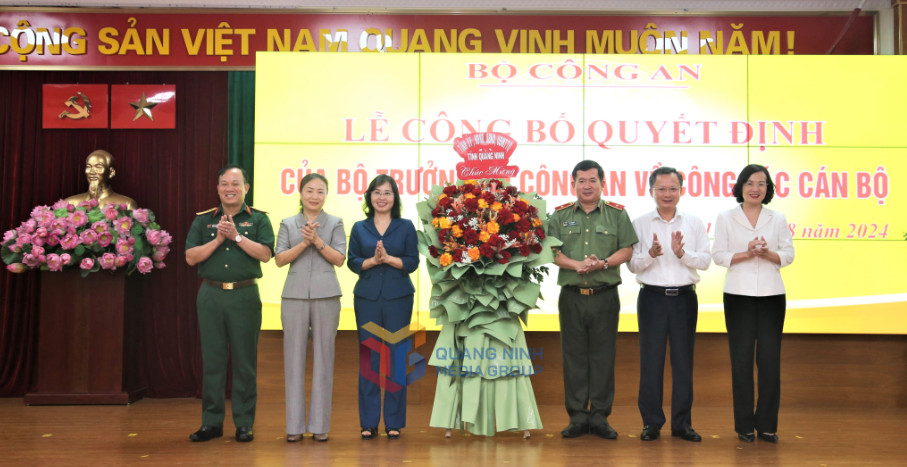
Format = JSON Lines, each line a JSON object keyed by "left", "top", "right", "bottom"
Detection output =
{"left": 416, "top": 179, "right": 561, "bottom": 436}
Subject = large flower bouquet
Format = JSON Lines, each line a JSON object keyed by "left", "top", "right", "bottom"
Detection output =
{"left": 2, "top": 199, "right": 172, "bottom": 276}
{"left": 421, "top": 179, "right": 559, "bottom": 281}
{"left": 416, "top": 179, "right": 561, "bottom": 436}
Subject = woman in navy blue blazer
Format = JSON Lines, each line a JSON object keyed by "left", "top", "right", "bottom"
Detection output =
{"left": 347, "top": 174, "right": 419, "bottom": 440}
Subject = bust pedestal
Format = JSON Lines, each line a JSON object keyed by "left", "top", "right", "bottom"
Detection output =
{"left": 24, "top": 269, "right": 146, "bottom": 405}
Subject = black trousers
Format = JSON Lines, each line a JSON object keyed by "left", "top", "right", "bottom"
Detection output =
{"left": 723, "top": 293, "right": 786, "bottom": 435}
{"left": 558, "top": 286, "right": 620, "bottom": 426}
{"left": 637, "top": 286, "right": 698, "bottom": 431}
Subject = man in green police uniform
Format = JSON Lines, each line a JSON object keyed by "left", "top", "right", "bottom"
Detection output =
{"left": 186, "top": 164, "right": 275, "bottom": 443}
{"left": 548, "top": 160, "right": 638, "bottom": 439}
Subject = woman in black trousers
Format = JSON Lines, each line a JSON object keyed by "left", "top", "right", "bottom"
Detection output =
{"left": 711, "top": 164, "right": 795, "bottom": 443}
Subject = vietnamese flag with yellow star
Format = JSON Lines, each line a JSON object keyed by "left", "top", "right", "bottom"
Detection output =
{"left": 110, "top": 84, "right": 176, "bottom": 129}
{"left": 42, "top": 84, "right": 109, "bottom": 129}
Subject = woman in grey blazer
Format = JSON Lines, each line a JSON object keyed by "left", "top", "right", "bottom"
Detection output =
{"left": 275, "top": 173, "right": 346, "bottom": 442}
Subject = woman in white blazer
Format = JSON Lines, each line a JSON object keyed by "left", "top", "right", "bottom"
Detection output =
{"left": 712, "top": 164, "right": 794, "bottom": 444}
{"left": 274, "top": 173, "right": 346, "bottom": 442}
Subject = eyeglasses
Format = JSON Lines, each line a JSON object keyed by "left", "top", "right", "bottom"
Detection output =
{"left": 653, "top": 187, "right": 680, "bottom": 194}
{"left": 372, "top": 191, "right": 394, "bottom": 198}
{"left": 744, "top": 181, "right": 767, "bottom": 188}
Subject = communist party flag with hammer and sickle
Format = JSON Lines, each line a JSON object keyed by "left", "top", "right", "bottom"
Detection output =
{"left": 42, "top": 84, "right": 109, "bottom": 129}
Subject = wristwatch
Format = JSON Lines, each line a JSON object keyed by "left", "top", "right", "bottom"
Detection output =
{"left": 234, "top": 234, "right": 243, "bottom": 243}
{"left": 603, "top": 259, "right": 609, "bottom": 270}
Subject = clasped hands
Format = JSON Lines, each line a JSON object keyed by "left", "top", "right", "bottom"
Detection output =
{"left": 299, "top": 220, "right": 322, "bottom": 249}
{"left": 576, "top": 254, "right": 604, "bottom": 274}
{"left": 216, "top": 215, "right": 239, "bottom": 240}
{"left": 372, "top": 240, "right": 390, "bottom": 264}
{"left": 648, "top": 232, "right": 685, "bottom": 259}
{"left": 747, "top": 236, "right": 769, "bottom": 257}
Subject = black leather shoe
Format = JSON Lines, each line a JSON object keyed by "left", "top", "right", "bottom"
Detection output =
{"left": 738, "top": 432, "right": 755, "bottom": 443}
{"left": 640, "top": 425, "right": 660, "bottom": 441}
{"left": 189, "top": 425, "right": 223, "bottom": 442}
{"left": 560, "top": 422, "right": 589, "bottom": 438}
{"left": 671, "top": 427, "right": 702, "bottom": 442}
{"left": 590, "top": 423, "right": 618, "bottom": 439}
{"left": 235, "top": 426, "right": 254, "bottom": 442}
{"left": 758, "top": 432, "right": 779, "bottom": 443}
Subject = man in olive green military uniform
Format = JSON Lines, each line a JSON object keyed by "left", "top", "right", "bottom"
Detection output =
{"left": 548, "top": 160, "right": 638, "bottom": 439}
{"left": 186, "top": 164, "right": 275, "bottom": 443}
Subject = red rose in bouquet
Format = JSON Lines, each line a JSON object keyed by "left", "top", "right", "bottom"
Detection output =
{"left": 427, "top": 179, "right": 547, "bottom": 266}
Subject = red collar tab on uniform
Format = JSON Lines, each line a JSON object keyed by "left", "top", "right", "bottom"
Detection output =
{"left": 604, "top": 200, "right": 625, "bottom": 211}
{"left": 554, "top": 201, "right": 575, "bottom": 212}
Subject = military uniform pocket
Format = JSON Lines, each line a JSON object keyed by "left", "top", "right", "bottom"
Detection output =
{"left": 595, "top": 225, "right": 617, "bottom": 252}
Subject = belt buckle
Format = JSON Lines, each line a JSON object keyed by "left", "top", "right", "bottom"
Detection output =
{"left": 665, "top": 288, "right": 679, "bottom": 296}
{"left": 580, "top": 288, "right": 593, "bottom": 296}
{"left": 223, "top": 282, "right": 234, "bottom": 290}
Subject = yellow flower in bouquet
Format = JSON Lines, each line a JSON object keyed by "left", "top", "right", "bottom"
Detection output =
{"left": 423, "top": 179, "right": 551, "bottom": 267}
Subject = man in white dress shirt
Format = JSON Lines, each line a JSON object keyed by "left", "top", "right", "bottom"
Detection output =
{"left": 628, "top": 166, "right": 711, "bottom": 443}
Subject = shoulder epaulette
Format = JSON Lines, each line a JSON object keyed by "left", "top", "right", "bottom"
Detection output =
{"left": 196, "top": 207, "right": 217, "bottom": 216}
{"left": 554, "top": 202, "right": 575, "bottom": 212}
{"left": 604, "top": 200, "right": 624, "bottom": 211}
{"left": 249, "top": 206, "right": 268, "bottom": 214}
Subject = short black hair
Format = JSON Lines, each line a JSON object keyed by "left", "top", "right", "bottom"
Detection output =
{"left": 648, "top": 166, "right": 684, "bottom": 189}
{"left": 363, "top": 174, "right": 402, "bottom": 218}
{"left": 299, "top": 173, "right": 328, "bottom": 192}
{"left": 218, "top": 164, "right": 250, "bottom": 185}
{"left": 572, "top": 160, "right": 604, "bottom": 181}
{"left": 732, "top": 164, "right": 774, "bottom": 204}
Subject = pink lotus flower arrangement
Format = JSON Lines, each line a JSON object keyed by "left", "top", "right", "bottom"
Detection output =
{"left": 2, "top": 199, "right": 172, "bottom": 276}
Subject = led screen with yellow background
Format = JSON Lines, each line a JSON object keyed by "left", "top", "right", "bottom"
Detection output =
{"left": 255, "top": 52, "right": 907, "bottom": 334}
